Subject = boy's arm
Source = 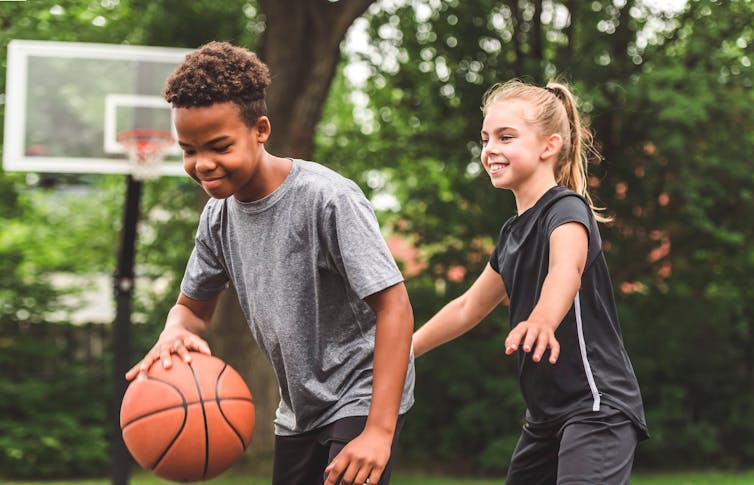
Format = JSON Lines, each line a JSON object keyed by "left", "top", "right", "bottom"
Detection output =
{"left": 504, "top": 222, "right": 588, "bottom": 364}
{"left": 413, "top": 263, "right": 508, "bottom": 358}
{"left": 125, "top": 293, "right": 218, "bottom": 380}
{"left": 324, "top": 282, "right": 412, "bottom": 485}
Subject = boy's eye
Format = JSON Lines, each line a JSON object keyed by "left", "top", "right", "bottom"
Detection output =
{"left": 214, "top": 145, "right": 231, "bottom": 153}
{"left": 481, "top": 139, "right": 488, "bottom": 146}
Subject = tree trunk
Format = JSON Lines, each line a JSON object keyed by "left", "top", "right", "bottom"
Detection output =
{"left": 206, "top": 0, "right": 375, "bottom": 453}
{"left": 259, "top": 0, "right": 375, "bottom": 157}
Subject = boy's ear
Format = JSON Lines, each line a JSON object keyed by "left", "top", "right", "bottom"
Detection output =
{"left": 540, "top": 133, "right": 564, "bottom": 160}
{"left": 255, "top": 116, "right": 271, "bottom": 143}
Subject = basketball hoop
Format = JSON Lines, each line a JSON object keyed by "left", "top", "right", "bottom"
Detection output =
{"left": 116, "top": 129, "right": 175, "bottom": 181}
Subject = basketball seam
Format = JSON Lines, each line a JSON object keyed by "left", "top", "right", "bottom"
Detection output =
{"left": 144, "top": 377, "right": 189, "bottom": 472}
{"left": 189, "top": 361, "right": 211, "bottom": 479}
{"left": 216, "top": 365, "right": 251, "bottom": 449}
{"left": 122, "top": 400, "right": 251, "bottom": 429}
{"left": 121, "top": 403, "right": 186, "bottom": 429}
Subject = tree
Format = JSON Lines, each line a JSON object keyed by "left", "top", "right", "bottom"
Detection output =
{"left": 260, "top": 0, "right": 376, "bottom": 157}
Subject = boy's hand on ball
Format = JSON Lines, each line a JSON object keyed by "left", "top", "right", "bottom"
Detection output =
{"left": 156, "top": 327, "right": 211, "bottom": 368}
{"left": 504, "top": 318, "right": 560, "bottom": 364}
{"left": 125, "top": 328, "right": 211, "bottom": 381}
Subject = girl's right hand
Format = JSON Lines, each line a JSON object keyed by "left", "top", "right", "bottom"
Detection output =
{"left": 124, "top": 326, "right": 211, "bottom": 381}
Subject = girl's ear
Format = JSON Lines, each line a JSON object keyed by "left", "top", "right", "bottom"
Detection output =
{"left": 540, "top": 133, "right": 564, "bottom": 160}
{"left": 255, "top": 116, "right": 271, "bottom": 143}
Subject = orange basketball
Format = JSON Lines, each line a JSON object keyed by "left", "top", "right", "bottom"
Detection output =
{"left": 120, "top": 352, "right": 255, "bottom": 482}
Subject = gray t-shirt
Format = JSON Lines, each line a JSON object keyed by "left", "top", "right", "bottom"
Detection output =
{"left": 181, "top": 159, "right": 415, "bottom": 435}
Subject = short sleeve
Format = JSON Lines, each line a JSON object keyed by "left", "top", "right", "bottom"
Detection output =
{"left": 489, "top": 228, "right": 504, "bottom": 274}
{"left": 180, "top": 208, "right": 229, "bottom": 301}
{"left": 543, "top": 195, "right": 592, "bottom": 240}
{"left": 488, "top": 214, "right": 518, "bottom": 274}
{"left": 543, "top": 194, "right": 602, "bottom": 269}
{"left": 323, "top": 182, "right": 403, "bottom": 300}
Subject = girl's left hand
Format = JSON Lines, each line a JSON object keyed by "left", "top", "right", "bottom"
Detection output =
{"left": 505, "top": 318, "right": 560, "bottom": 364}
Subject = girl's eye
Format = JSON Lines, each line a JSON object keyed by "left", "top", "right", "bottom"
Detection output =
{"left": 214, "top": 145, "right": 231, "bottom": 153}
{"left": 182, "top": 148, "right": 196, "bottom": 156}
{"left": 481, "top": 139, "right": 488, "bottom": 146}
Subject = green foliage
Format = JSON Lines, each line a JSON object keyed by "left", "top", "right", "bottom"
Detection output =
{"left": 0, "top": 323, "right": 110, "bottom": 479}
{"left": 0, "top": 0, "right": 259, "bottom": 50}
{"left": 130, "top": 176, "right": 206, "bottom": 344}
{"left": 129, "top": 0, "right": 262, "bottom": 49}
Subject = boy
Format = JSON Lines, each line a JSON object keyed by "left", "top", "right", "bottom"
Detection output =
{"left": 125, "top": 41, "right": 415, "bottom": 485}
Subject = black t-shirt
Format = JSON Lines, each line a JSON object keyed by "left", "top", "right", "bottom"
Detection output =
{"left": 490, "top": 186, "right": 648, "bottom": 438}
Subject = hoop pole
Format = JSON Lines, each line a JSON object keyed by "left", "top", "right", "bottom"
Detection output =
{"left": 111, "top": 175, "right": 142, "bottom": 485}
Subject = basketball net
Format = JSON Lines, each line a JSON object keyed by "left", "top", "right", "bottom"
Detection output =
{"left": 117, "top": 129, "right": 175, "bottom": 181}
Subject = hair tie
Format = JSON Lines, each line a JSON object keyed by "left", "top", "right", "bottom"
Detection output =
{"left": 544, "top": 86, "right": 561, "bottom": 100}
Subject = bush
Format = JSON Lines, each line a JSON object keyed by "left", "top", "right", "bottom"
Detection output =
{"left": 0, "top": 323, "right": 111, "bottom": 479}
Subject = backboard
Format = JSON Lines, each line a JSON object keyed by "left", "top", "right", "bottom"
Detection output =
{"left": 3, "top": 40, "right": 191, "bottom": 177}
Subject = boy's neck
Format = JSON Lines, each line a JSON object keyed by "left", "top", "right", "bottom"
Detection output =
{"left": 235, "top": 153, "right": 293, "bottom": 202}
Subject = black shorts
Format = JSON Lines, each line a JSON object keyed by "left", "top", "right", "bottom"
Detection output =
{"left": 506, "top": 405, "right": 638, "bottom": 485}
{"left": 271, "top": 414, "right": 407, "bottom": 485}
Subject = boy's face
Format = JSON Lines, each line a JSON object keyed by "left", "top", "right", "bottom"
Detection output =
{"left": 175, "top": 101, "right": 269, "bottom": 201}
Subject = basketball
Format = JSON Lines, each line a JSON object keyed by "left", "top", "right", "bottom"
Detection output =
{"left": 120, "top": 352, "right": 255, "bottom": 482}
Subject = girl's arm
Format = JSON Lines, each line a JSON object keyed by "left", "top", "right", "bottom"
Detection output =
{"left": 504, "top": 222, "right": 588, "bottom": 364}
{"left": 413, "top": 263, "right": 508, "bottom": 358}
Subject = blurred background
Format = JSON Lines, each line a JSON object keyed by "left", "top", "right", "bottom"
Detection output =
{"left": 1, "top": 0, "right": 753, "bottom": 482}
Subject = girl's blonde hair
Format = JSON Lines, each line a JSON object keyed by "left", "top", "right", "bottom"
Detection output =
{"left": 481, "top": 79, "right": 610, "bottom": 222}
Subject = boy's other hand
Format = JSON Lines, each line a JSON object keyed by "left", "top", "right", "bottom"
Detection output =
{"left": 324, "top": 427, "right": 392, "bottom": 485}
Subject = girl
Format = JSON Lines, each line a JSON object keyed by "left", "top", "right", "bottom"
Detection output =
{"left": 412, "top": 79, "right": 648, "bottom": 484}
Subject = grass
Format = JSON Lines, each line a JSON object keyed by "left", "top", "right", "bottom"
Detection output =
{"left": 7, "top": 469, "right": 754, "bottom": 485}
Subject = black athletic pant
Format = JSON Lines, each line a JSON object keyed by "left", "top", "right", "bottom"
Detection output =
{"left": 272, "top": 414, "right": 406, "bottom": 485}
{"left": 506, "top": 405, "right": 638, "bottom": 485}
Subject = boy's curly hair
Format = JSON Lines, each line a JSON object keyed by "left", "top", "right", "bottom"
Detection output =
{"left": 163, "top": 41, "right": 271, "bottom": 126}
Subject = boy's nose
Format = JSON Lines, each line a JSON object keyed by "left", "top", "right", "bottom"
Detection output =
{"left": 195, "top": 156, "right": 217, "bottom": 172}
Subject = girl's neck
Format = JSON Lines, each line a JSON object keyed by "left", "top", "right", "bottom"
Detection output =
{"left": 514, "top": 178, "right": 558, "bottom": 215}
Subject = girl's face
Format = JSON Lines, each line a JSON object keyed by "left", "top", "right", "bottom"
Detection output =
{"left": 480, "top": 99, "right": 551, "bottom": 191}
